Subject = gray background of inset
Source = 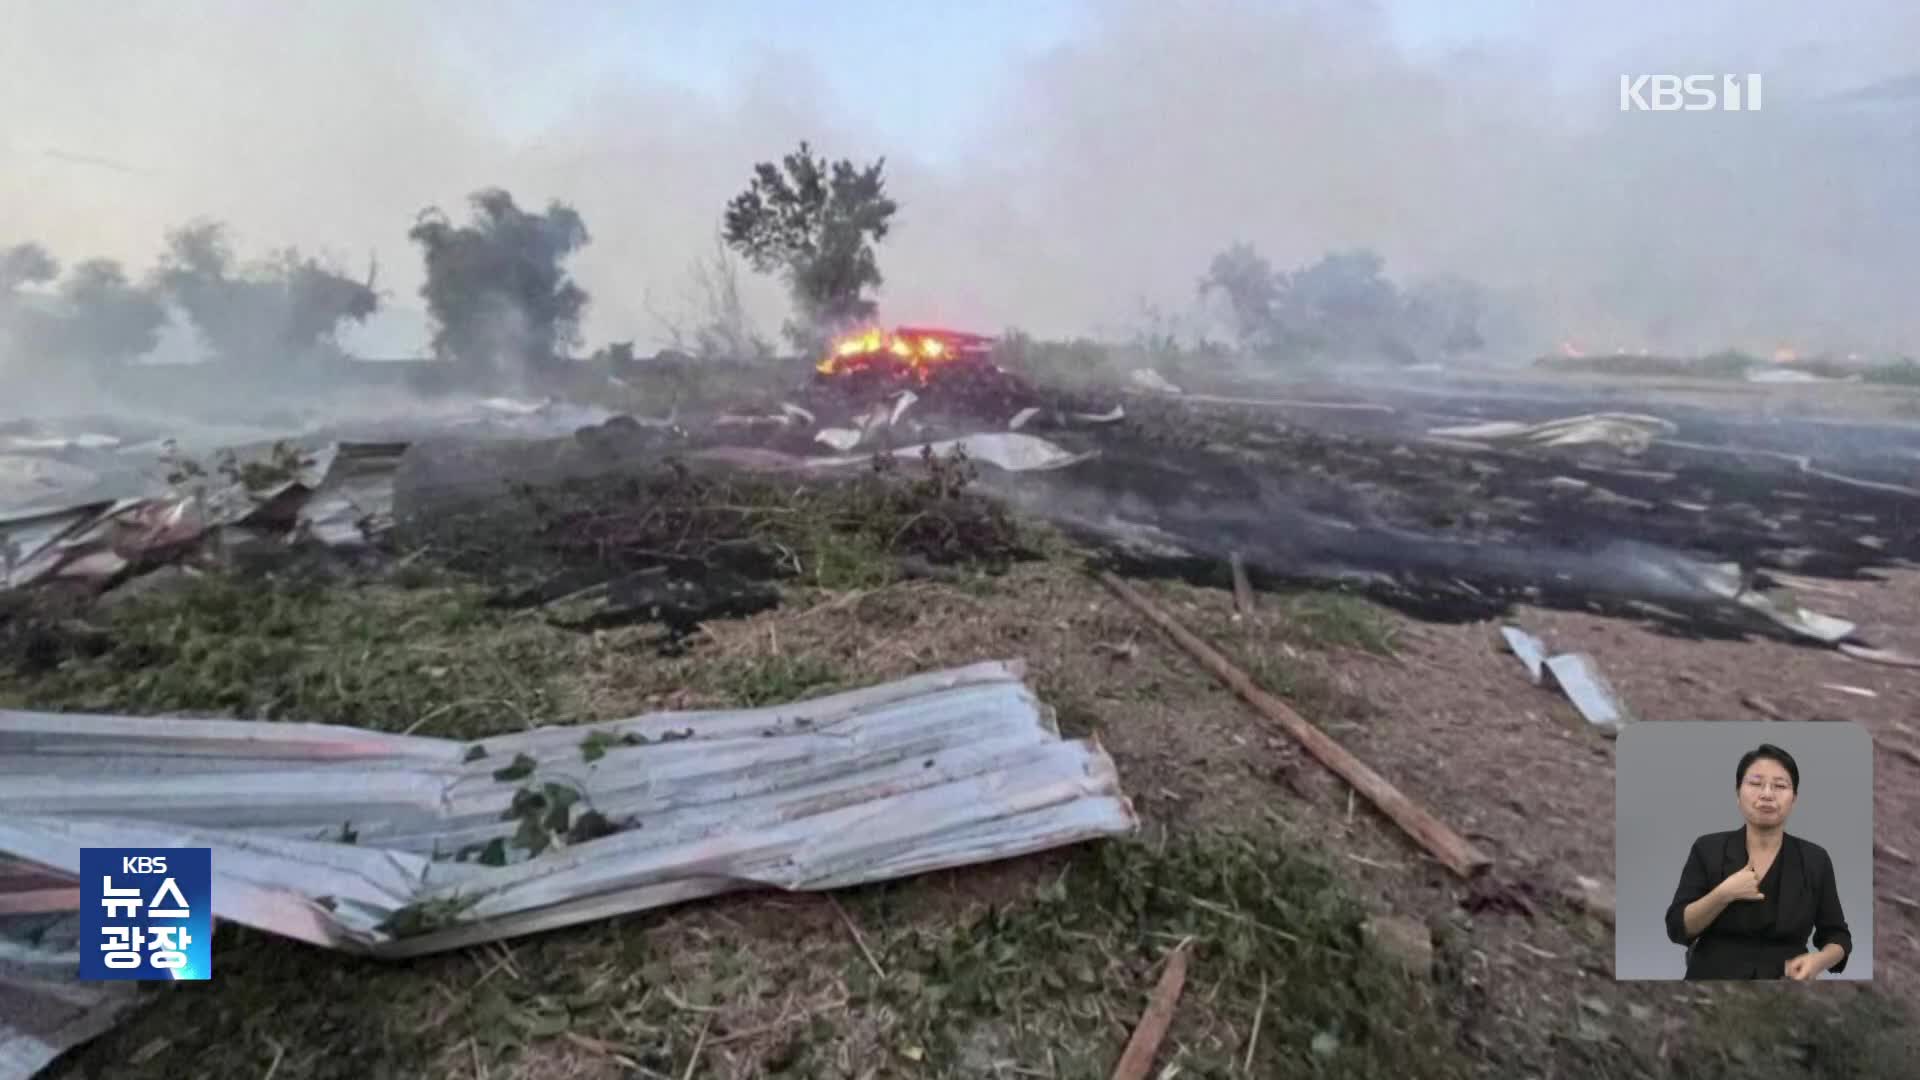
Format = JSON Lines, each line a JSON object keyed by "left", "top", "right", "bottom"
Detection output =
{"left": 1615, "top": 722, "right": 1873, "bottom": 980}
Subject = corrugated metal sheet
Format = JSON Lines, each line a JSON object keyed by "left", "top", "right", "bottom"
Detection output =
{"left": 0, "top": 660, "right": 1134, "bottom": 1077}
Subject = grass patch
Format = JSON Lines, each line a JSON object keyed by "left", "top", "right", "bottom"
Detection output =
{"left": 843, "top": 823, "right": 1472, "bottom": 1079}
{"left": 1275, "top": 590, "right": 1400, "bottom": 656}
{"left": 0, "top": 571, "right": 588, "bottom": 739}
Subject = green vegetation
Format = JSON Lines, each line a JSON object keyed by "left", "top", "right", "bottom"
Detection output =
{"left": 0, "top": 574, "right": 580, "bottom": 738}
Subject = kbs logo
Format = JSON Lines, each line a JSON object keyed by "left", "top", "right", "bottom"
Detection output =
{"left": 1620, "top": 74, "right": 1763, "bottom": 112}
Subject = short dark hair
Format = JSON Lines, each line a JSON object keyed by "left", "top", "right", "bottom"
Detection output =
{"left": 1737, "top": 743, "right": 1799, "bottom": 792}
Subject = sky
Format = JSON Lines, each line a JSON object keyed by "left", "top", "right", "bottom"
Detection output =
{"left": 2, "top": 0, "right": 1916, "bottom": 360}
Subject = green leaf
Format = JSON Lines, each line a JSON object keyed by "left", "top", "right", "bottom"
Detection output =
{"left": 566, "top": 810, "right": 621, "bottom": 844}
{"left": 511, "top": 815, "right": 551, "bottom": 857}
{"left": 492, "top": 752, "right": 536, "bottom": 782}
{"left": 478, "top": 838, "right": 509, "bottom": 867}
{"left": 580, "top": 731, "right": 615, "bottom": 763}
{"left": 464, "top": 744, "right": 488, "bottom": 762}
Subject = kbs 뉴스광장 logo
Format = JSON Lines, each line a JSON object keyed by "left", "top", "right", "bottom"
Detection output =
{"left": 78, "top": 848, "right": 213, "bottom": 980}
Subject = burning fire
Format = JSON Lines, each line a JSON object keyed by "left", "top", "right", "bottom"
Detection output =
{"left": 1772, "top": 346, "right": 1798, "bottom": 364}
{"left": 817, "top": 326, "right": 986, "bottom": 383}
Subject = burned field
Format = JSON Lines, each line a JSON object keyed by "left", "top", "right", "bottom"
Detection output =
{"left": 4, "top": 358, "right": 1920, "bottom": 1080}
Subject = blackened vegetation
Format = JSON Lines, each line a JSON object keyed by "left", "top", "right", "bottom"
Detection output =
{"left": 400, "top": 445, "right": 1031, "bottom": 646}
{"left": 408, "top": 189, "right": 591, "bottom": 380}
{"left": 991, "top": 391, "right": 1918, "bottom": 640}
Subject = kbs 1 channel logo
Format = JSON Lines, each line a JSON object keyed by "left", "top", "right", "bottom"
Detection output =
{"left": 1620, "top": 74, "right": 1763, "bottom": 112}
{"left": 78, "top": 848, "right": 213, "bottom": 981}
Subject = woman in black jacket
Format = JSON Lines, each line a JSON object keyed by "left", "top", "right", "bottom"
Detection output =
{"left": 1664, "top": 743, "right": 1852, "bottom": 980}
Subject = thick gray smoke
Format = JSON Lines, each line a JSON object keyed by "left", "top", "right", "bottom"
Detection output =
{"left": 1, "top": 0, "right": 1914, "bottom": 375}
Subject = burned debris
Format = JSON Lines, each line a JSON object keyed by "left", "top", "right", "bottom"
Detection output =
{"left": 3, "top": 317, "right": 1918, "bottom": 1080}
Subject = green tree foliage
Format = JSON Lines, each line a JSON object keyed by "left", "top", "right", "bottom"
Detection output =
{"left": 408, "top": 189, "right": 590, "bottom": 377}
{"left": 150, "top": 221, "right": 377, "bottom": 366}
{"left": 722, "top": 141, "right": 898, "bottom": 352}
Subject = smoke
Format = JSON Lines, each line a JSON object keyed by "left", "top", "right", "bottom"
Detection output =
{"left": 1, "top": 0, "right": 1915, "bottom": 389}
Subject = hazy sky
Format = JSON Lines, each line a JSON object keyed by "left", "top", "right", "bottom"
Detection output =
{"left": 3, "top": 0, "right": 1915, "bottom": 357}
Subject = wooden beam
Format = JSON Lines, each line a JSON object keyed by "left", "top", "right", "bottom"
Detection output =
{"left": 1110, "top": 942, "right": 1189, "bottom": 1080}
{"left": 1099, "top": 572, "right": 1492, "bottom": 879}
{"left": 1229, "top": 552, "right": 1254, "bottom": 616}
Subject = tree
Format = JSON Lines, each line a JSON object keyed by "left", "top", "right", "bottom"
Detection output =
{"left": 723, "top": 141, "right": 898, "bottom": 352}
{"left": 408, "top": 188, "right": 590, "bottom": 377}
{"left": 1198, "top": 242, "right": 1281, "bottom": 348}
{"left": 151, "top": 220, "right": 377, "bottom": 365}
{"left": 0, "top": 243, "right": 59, "bottom": 293}
{"left": 42, "top": 259, "right": 167, "bottom": 370}
{"left": 1198, "top": 244, "right": 1496, "bottom": 365}
{"left": 1401, "top": 274, "right": 1489, "bottom": 359}
{"left": 1, "top": 245, "right": 165, "bottom": 374}
{"left": 1273, "top": 249, "right": 1406, "bottom": 361}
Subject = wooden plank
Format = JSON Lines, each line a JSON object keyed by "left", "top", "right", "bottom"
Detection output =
{"left": 1110, "top": 942, "right": 1189, "bottom": 1080}
{"left": 1229, "top": 552, "right": 1254, "bottom": 616}
{"left": 1100, "top": 572, "right": 1492, "bottom": 879}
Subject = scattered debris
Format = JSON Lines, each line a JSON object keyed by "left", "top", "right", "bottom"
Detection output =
{"left": 0, "top": 440, "right": 403, "bottom": 594}
{"left": 1499, "top": 626, "right": 1549, "bottom": 686}
{"left": 811, "top": 434, "right": 1093, "bottom": 474}
{"left": 1745, "top": 367, "right": 1837, "bottom": 384}
{"left": 1128, "top": 369, "right": 1182, "bottom": 395}
{"left": 1839, "top": 642, "right": 1920, "bottom": 669}
{"left": 1427, "top": 413, "right": 1678, "bottom": 454}
{"left": 1361, "top": 915, "right": 1434, "bottom": 978}
{"left": 1503, "top": 628, "right": 1634, "bottom": 732}
{"left": 0, "top": 918, "right": 141, "bottom": 1080}
{"left": 1544, "top": 654, "right": 1635, "bottom": 735}
{"left": 1099, "top": 571, "right": 1491, "bottom": 878}
{"left": 0, "top": 661, "right": 1137, "bottom": 960}
{"left": 1070, "top": 404, "right": 1126, "bottom": 424}
{"left": 1821, "top": 683, "right": 1879, "bottom": 699}
{"left": 1741, "top": 695, "right": 1789, "bottom": 721}
{"left": 1109, "top": 941, "right": 1189, "bottom": 1080}
{"left": 1007, "top": 406, "right": 1041, "bottom": 431}
{"left": 1877, "top": 843, "right": 1914, "bottom": 865}
{"left": 813, "top": 427, "right": 864, "bottom": 452}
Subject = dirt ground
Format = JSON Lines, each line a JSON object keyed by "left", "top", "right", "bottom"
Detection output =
{"left": 11, "top": 363, "right": 1920, "bottom": 1078}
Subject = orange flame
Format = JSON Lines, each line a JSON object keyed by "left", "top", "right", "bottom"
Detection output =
{"left": 817, "top": 327, "right": 969, "bottom": 383}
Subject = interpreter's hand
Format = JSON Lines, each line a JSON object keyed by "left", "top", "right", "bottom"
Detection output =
{"left": 1784, "top": 953, "right": 1825, "bottom": 981}
{"left": 1715, "top": 864, "right": 1765, "bottom": 902}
